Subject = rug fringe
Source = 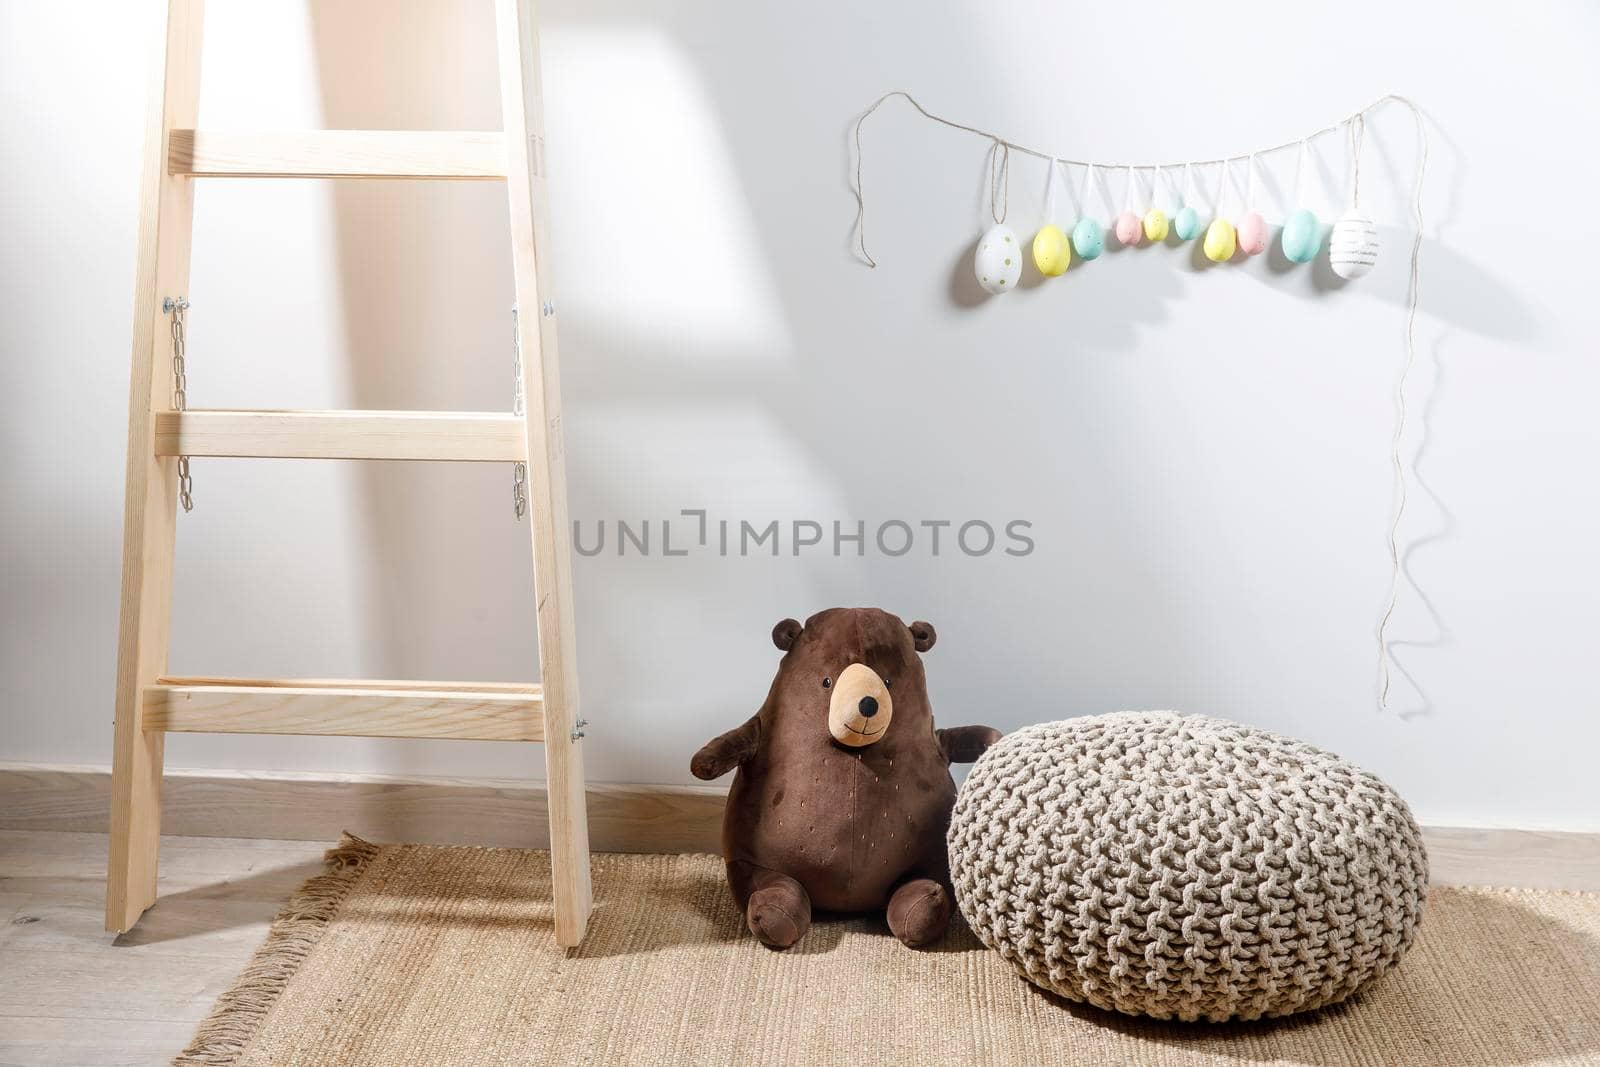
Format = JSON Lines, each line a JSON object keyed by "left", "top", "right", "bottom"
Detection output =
{"left": 173, "top": 833, "right": 383, "bottom": 1066}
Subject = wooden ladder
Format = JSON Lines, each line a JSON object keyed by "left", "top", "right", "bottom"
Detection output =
{"left": 107, "top": 0, "right": 593, "bottom": 947}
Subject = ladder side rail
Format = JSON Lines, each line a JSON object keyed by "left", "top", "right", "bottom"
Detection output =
{"left": 495, "top": 0, "right": 592, "bottom": 949}
{"left": 107, "top": 0, "right": 206, "bottom": 934}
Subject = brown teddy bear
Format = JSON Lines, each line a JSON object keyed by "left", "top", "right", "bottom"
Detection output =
{"left": 690, "top": 607, "right": 1001, "bottom": 949}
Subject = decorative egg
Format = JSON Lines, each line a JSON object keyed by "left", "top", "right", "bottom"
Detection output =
{"left": 1202, "top": 218, "right": 1237, "bottom": 263}
{"left": 1031, "top": 224, "right": 1070, "bottom": 277}
{"left": 1173, "top": 206, "right": 1203, "bottom": 241}
{"left": 1113, "top": 211, "right": 1142, "bottom": 247}
{"left": 974, "top": 225, "right": 1022, "bottom": 294}
{"left": 1328, "top": 208, "right": 1379, "bottom": 279}
{"left": 1142, "top": 208, "right": 1169, "bottom": 242}
{"left": 1280, "top": 208, "right": 1322, "bottom": 264}
{"left": 1071, "top": 218, "right": 1104, "bottom": 260}
{"left": 1237, "top": 211, "right": 1268, "bottom": 256}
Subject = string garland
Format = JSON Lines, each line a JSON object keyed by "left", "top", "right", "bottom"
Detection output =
{"left": 850, "top": 91, "right": 1430, "bottom": 712}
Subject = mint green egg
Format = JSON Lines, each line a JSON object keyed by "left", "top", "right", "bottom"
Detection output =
{"left": 1281, "top": 208, "right": 1322, "bottom": 264}
{"left": 1071, "top": 218, "right": 1104, "bottom": 260}
{"left": 1173, "top": 206, "right": 1203, "bottom": 241}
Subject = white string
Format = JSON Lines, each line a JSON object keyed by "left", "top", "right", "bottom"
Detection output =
{"left": 1078, "top": 162, "right": 1097, "bottom": 221}
{"left": 1182, "top": 162, "right": 1193, "bottom": 206}
{"left": 1377, "top": 101, "right": 1429, "bottom": 712}
{"left": 1212, "top": 158, "right": 1230, "bottom": 217}
{"left": 1245, "top": 153, "right": 1258, "bottom": 211}
{"left": 1150, "top": 164, "right": 1162, "bottom": 213}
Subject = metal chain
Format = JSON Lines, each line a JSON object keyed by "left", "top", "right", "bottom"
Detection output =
{"left": 510, "top": 306, "right": 528, "bottom": 520}
{"left": 164, "top": 296, "right": 194, "bottom": 512}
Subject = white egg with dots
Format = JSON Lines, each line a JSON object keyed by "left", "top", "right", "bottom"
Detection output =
{"left": 974, "top": 225, "right": 1022, "bottom": 295}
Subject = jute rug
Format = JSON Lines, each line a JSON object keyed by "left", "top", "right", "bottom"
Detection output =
{"left": 176, "top": 837, "right": 1600, "bottom": 1066}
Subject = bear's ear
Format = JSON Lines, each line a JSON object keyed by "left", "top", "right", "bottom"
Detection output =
{"left": 909, "top": 620, "right": 937, "bottom": 653}
{"left": 772, "top": 618, "right": 803, "bottom": 652}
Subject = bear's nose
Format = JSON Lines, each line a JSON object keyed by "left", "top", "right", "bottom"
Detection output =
{"left": 858, "top": 696, "right": 879, "bottom": 718}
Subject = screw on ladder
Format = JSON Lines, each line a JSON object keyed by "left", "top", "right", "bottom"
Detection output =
{"left": 571, "top": 717, "right": 588, "bottom": 741}
{"left": 163, "top": 296, "right": 194, "bottom": 512}
{"left": 511, "top": 306, "right": 528, "bottom": 520}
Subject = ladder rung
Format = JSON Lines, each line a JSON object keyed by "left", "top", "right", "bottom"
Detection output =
{"left": 153, "top": 410, "right": 527, "bottom": 462}
{"left": 168, "top": 130, "right": 508, "bottom": 180}
{"left": 145, "top": 677, "right": 544, "bottom": 741}
{"left": 157, "top": 674, "right": 538, "bottom": 694}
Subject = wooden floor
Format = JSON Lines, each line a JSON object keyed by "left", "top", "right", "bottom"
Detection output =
{"left": 2, "top": 827, "right": 1597, "bottom": 1066}
{"left": 0, "top": 831, "right": 327, "bottom": 1067}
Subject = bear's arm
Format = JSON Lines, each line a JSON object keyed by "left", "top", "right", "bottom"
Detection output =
{"left": 690, "top": 714, "right": 762, "bottom": 780}
{"left": 936, "top": 725, "right": 1002, "bottom": 764}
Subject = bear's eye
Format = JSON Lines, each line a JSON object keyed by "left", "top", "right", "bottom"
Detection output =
{"left": 821, "top": 677, "right": 832, "bottom": 690}
{"left": 883, "top": 678, "right": 892, "bottom": 689}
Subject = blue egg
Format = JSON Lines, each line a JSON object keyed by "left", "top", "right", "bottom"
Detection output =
{"left": 1172, "top": 206, "right": 1203, "bottom": 241}
{"left": 1281, "top": 208, "right": 1322, "bottom": 264}
{"left": 1071, "top": 218, "right": 1104, "bottom": 260}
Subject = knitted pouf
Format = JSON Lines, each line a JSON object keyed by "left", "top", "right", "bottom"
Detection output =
{"left": 948, "top": 711, "right": 1428, "bottom": 1022}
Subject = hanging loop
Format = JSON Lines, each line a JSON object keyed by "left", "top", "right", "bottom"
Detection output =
{"left": 1043, "top": 156, "right": 1060, "bottom": 222}
{"left": 1294, "top": 139, "right": 1310, "bottom": 207}
{"left": 1350, "top": 114, "right": 1366, "bottom": 207}
{"left": 988, "top": 139, "right": 1010, "bottom": 224}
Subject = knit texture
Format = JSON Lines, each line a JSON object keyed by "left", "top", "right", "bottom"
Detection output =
{"left": 948, "top": 711, "right": 1429, "bottom": 1022}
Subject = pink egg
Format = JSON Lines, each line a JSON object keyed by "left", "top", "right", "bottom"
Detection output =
{"left": 1237, "top": 212, "right": 1268, "bottom": 256}
{"left": 1113, "top": 211, "right": 1143, "bottom": 247}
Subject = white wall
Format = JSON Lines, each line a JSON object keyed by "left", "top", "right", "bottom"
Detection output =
{"left": 3, "top": 1, "right": 1597, "bottom": 831}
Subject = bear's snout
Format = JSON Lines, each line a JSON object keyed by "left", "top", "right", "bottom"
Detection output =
{"left": 828, "top": 663, "right": 892, "bottom": 747}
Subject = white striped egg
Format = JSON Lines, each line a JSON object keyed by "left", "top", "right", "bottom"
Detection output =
{"left": 1328, "top": 209, "right": 1379, "bottom": 280}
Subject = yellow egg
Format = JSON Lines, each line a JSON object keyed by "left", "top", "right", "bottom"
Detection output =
{"left": 1203, "top": 218, "right": 1237, "bottom": 263}
{"left": 1142, "top": 208, "right": 1169, "bottom": 242}
{"left": 1032, "top": 224, "right": 1070, "bottom": 277}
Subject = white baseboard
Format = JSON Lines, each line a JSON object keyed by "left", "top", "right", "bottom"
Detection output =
{"left": 1, "top": 762, "right": 1595, "bottom": 891}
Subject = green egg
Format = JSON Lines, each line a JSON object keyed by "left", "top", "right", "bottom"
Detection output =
{"left": 1173, "top": 206, "right": 1203, "bottom": 241}
{"left": 1071, "top": 218, "right": 1104, "bottom": 260}
{"left": 1281, "top": 208, "right": 1322, "bottom": 264}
